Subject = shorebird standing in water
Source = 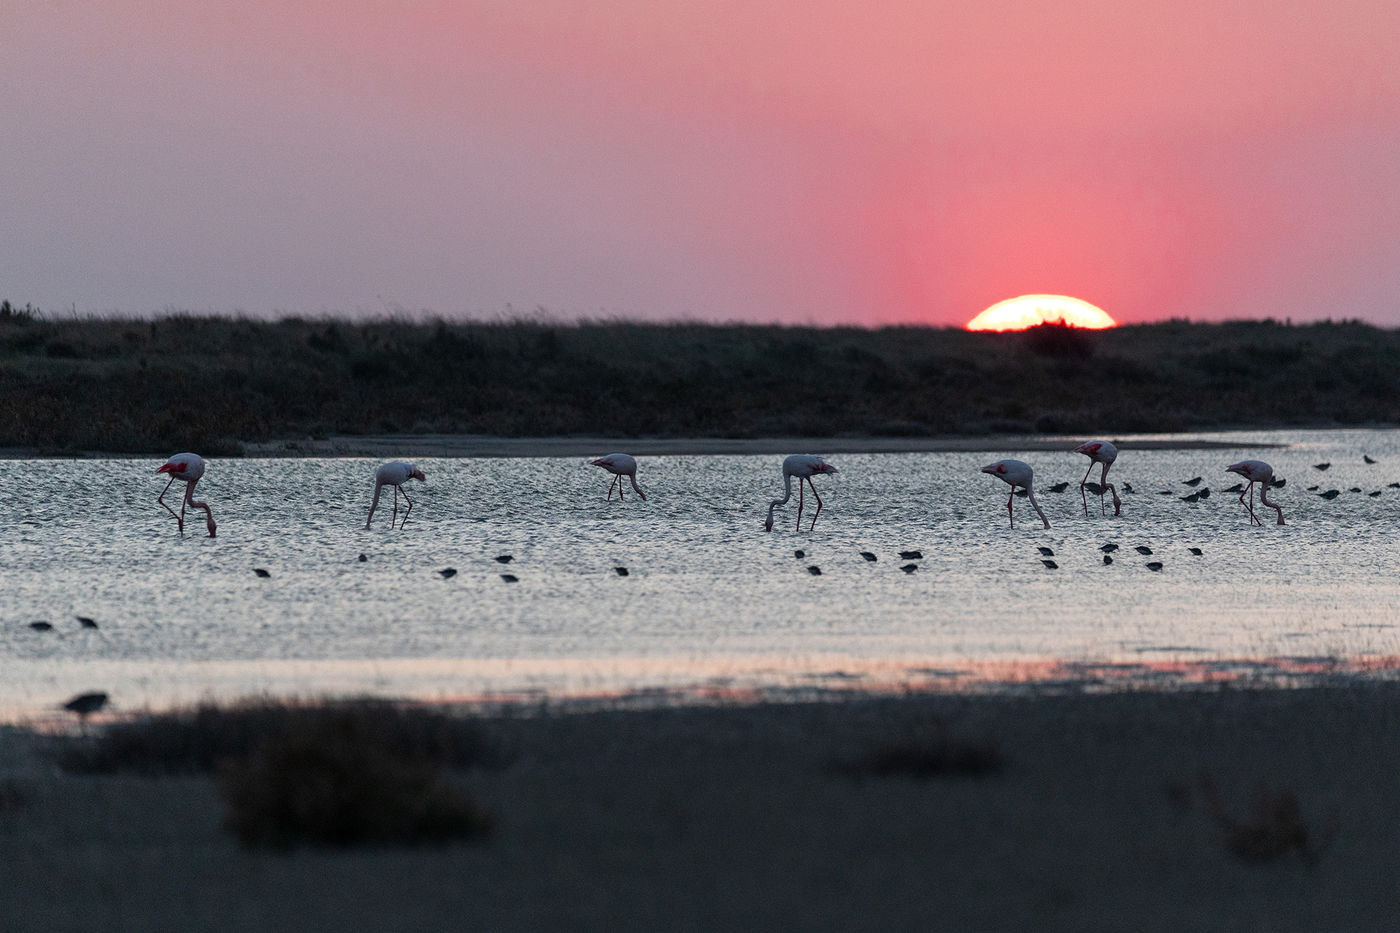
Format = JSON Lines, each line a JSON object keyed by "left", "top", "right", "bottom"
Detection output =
{"left": 366, "top": 461, "right": 427, "bottom": 529}
{"left": 765, "top": 455, "right": 838, "bottom": 532}
{"left": 590, "top": 454, "right": 646, "bottom": 501}
{"left": 981, "top": 459, "right": 1050, "bottom": 530}
{"left": 156, "top": 453, "right": 217, "bottom": 537}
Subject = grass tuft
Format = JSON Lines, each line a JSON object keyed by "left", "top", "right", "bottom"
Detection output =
{"left": 833, "top": 720, "right": 1004, "bottom": 779}
{"left": 1198, "top": 773, "right": 1337, "bottom": 865}
{"left": 219, "top": 710, "right": 493, "bottom": 849}
{"left": 52, "top": 699, "right": 506, "bottom": 776}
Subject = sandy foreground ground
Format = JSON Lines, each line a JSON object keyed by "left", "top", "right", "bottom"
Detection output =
{"left": 2, "top": 683, "right": 1398, "bottom": 932}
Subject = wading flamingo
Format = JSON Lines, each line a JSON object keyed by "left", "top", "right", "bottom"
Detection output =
{"left": 1226, "top": 460, "right": 1285, "bottom": 525}
{"left": 590, "top": 453, "right": 646, "bottom": 501}
{"left": 156, "top": 453, "right": 217, "bottom": 537}
{"left": 366, "top": 461, "right": 426, "bottom": 529}
{"left": 981, "top": 459, "right": 1050, "bottom": 529}
{"left": 765, "top": 454, "right": 838, "bottom": 532}
{"left": 1073, "top": 440, "right": 1122, "bottom": 516}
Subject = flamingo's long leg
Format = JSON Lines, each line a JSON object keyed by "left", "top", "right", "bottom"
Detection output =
{"left": 807, "top": 477, "right": 823, "bottom": 531}
{"left": 1079, "top": 461, "right": 1095, "bottom": 516}
{"left": 1101, "top": 462, "right": 1121, "bottom": 516}
{"left": 618, "top": 478, "right": 625, "bottom": 501}
{"left": 400, "top": 487, "right": 414, "bottom": 529}
{"left": 156, "top": 475, "right": 184, "bottom": 533}
{"left": 1007, "top": 490, "right": 1015, "bottom": 529}
{"left": 1246, "top": 481, "right": 1260, "bottom": 525}
{"left": 795, "top": 478, "right": 805, "bottom": 532}
{"left": 607, "top": 475, "right": 618, "bottom": 501}
{"left": 390, "top": 485, "right": 400, "bottom": 528}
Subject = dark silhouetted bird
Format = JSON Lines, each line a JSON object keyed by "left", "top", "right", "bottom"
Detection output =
{"left": 794, "top": 550, "right": 805, "bottom": 559}
{"left": 1180, "top": 492, "right": 1201, "bottom": 503}
{"left": 358, "top": 553, "right": 367, "bottom": 562}
{"left": 1042, "top": 560, "right": 1058, "bottom": 569}
{"left": 1349, "top": 487, "right": 1362, "bottom": 493}
{"left": 614, "top": 567, "right": 629, "bottom": 576}
{"left": 76, "top": 616, "right": 98, "bottom": 629}
{"left": 253, "top": 568, "right": 270, "bottom": 578}
{"left": 1198, "top": 487, "right": 1211, "bottom": 499}
{"left": 494, "top": 555, "right": 513, "bottom": 564}
{"left": 1319, "top": 490, "right": 1340, "bottom": 500}
{"left": 64, "top": 692, "right": 108, "bottom": 720}
{"left": 1146, "top": 562, "right": 1163, "bottom": 571}
{"left": 1313, "top": 463, "right": 1330, "bottom": 471}
{"left": 1038, "top": 547, "right": 1054, "bottom": 556}
{"left": 29, "top": 622, "right": 53, "bottom": 632}
{"left": 1048, "top": 482, "right": 1069, "bottom": 493}
{"left": 1183, "top": 477, "right": 1203, "bottom": 487}
{"left": 438, "top": 567, "right": 457, "bottom": 578}
{"left": 900, "top": 564, "right": 918, "bottom": 573}
{"left": 1223, "top": 483, "right": 1243, "bottom": 493}
{"left": 859, "top": 552, "right": 877, "bottom": 562}
{"left": 1364, "top": 455, "right": 1377, "bottom": 464}
{"left": 1103, "top": 555, "right": 1113, "bottom": 565}
{"left": 1122, "top": 482, "right": 1135, "bottom": 494}
{"left": 899, "top": 550, "right": 923, "bottom": 560}
{"left": 1369, "top": 491, "right": 1383, "bottom": 497}
{"left": 500, "top": 574, "right": 518, "bottom": 583}
{"left": 1135, "top": 546, "right": 1153, "bottom": 555}
{"left": 807, "top": 566, "right": 822, "bottom": 576}
{"left": 1307, "top": 485, "right": 1319, "bottom": 491}
{"left": 1188, "top": 547, "right": 1203, "bottom": 556}
{"left": 1099, "top": 543, "right": 1119, "bottom": 553}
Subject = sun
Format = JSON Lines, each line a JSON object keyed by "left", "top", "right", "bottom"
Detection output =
{"left": 966, "top": 295, "right": 1117, "bottom": 332}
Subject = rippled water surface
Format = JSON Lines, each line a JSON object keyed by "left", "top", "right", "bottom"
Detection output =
{"left": 5, "top": 429, "right": 1400, "bottom": 720}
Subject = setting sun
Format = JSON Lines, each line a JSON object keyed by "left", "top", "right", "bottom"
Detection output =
{"left": 965, "top": 295, "right": 1117, "bottom": 332}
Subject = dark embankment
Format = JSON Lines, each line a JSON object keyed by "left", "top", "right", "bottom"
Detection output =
{"left": 2, "top": 302, "right": 1397, "bottom": 453}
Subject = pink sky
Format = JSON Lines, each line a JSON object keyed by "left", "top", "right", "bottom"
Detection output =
{"left": 3, "top": 1, "right": 1398, "bottom": 326}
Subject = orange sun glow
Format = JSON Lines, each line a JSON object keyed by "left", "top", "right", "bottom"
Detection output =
{"left": 965, "top": 295, "right": 1117, "bottom": 332}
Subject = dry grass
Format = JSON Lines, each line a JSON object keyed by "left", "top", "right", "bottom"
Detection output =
{"left": 1198, "top": 773, "right": 1339, "bottom": 865}
{"left": 52, "top": 699, "right": 505, "bottom": 776}
{"left": 219, "top": 709, "right": 493, "bottom": 849}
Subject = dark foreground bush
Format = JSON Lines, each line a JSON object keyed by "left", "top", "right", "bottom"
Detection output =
{"left": 220, "top": 711, "right": 492, "bottom": 849}
{"left": 54, "top": 699, "right": 505, "bottom": 775}
{"left": 833, "top": 721, "right": 1005, "bottom": 779}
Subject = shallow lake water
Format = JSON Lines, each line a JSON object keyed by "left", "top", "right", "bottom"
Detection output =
{"left": 4, "top": 429, "right": 1400, "bottom": 722}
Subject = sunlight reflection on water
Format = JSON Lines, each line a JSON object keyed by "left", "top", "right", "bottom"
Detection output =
{"left": 3, "top": 429, "right": 1400, "bottom": 720}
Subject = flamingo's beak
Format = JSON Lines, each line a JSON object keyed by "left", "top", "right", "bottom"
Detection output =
{"left": 156, "top": 463, "right": 179, "bottom": 475}
{"left": 980, "top": 464, "right": 996, "bottom": 475}
{"left": 764, "top": 519, "right": 773, "bottom": 532}
{"left": 412, "top": 470, "right": 427, "bottom": 481}
{"left": 589, "top": 458, "right": 606, "bottom": 467}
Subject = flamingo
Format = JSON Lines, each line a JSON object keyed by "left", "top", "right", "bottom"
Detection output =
{"left": 981, "top": 459, "right": 1050, "bottom": 529}
{"left": 1226, "top": 460, "right": 1285, "bottom": 526}
{"left": 764, "top": 454, "right": 838, "bottom": 532}
{"left": 155, "top": 453, "right": 217, "bottom": 537}
{"left": 366, "top": 461, "right": 426, "bottom": 529}
{"left": 590, "top": 453, "right": 646, "bottom": 501}
{"left": 1073, "top": 440, "right": 1122, "bottom": 516}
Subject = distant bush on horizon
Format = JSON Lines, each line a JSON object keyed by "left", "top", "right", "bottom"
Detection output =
{"left": 1, "top": 308, "right": 1397, "bottom": 452}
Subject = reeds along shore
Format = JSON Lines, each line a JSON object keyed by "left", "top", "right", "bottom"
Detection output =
{"left": 2, "top": 306, "right": 1398, "bottom": 454}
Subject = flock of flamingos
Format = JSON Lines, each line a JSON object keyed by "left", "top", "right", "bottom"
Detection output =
{"left": 152, "top": 441, "right": 1287, "bottom": 538}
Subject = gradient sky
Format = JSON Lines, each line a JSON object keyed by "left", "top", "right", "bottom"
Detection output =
{"left": 3, "top": 1, "right": 1398, "bottom": 326}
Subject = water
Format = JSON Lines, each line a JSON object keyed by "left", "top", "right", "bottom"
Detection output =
{"left": 4, "top": 429, "right": 1400, "bottom": 721}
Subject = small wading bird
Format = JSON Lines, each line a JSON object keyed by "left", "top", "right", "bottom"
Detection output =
{"left": 765, "top": 454, "right": 838, "bottom": 532}
{"left": 156, "top": 453, "right": 217, "bottom": 537}
{"left": 1073, "top": 440, "right": 1121, "bottom": 516}
{"left": 366, "top": 461, "right": 426, "bottom": 529}
{"left": 981, "top": 460, "right": 1050, "bottom": 529}
{"left": 1226, "top": 460, "right": 1285, "bottom": 526}
{"left": 589, "top": 453, "right": 646, "bottom": 501}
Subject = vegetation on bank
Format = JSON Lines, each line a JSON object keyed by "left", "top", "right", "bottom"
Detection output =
{"left": 1, "top": 302, "right": 1398, "bottom": 453}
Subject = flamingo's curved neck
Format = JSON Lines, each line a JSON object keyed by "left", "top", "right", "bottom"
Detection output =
{"left": 1024, "top": 485, "right": 1050, "bottom": 529}
{"left": 628, "top": 473, "right": 646, "bottom": 500}
{"left": 1259, "top": 485, "right": 1286, "bottom": 525}
{"left": 766, "top": 472, "right": 793, "bottom": 524}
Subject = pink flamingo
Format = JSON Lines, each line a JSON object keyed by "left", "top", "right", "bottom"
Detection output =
{"left": 590, "top": 453, "right": 646, "bottom": 501}
{"left": 981, "top": 459, "right": 1050, "bottom": 529}
{"left": 765, "top": 454, "right": 838, "bottom": 532}
{"left": 155, "top": 453, "right": 217, "bottom": 537}
{"left": 366, "top": 461, "right": 427, "bottom": 529}
{"left": 1073, "top": 440, "right": 1122, "bottom": 516}
{"left": 1226, "top": 460, "right": 1285, "bottom": 525}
